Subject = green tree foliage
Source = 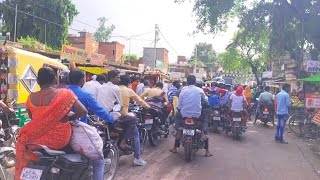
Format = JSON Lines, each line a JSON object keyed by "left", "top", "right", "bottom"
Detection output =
{"left": 124, "top": 54, "right": 139, "bottom": 61}
{"left": 191, "top": 42, "right": 218, "bottom": 73}
{"left": 176, "top": 0, "right": 320, "bottom": 78}
{"left": 0, "top": 0, "right": 78, "bottom": 48}
{"left": 187, "top": 59, "right": 206, "bottom": 68}
{"left": 93, "top": 17, "right": 115, "bottom": 42}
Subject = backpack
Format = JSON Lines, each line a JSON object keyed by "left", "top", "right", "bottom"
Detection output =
{"left": 208, "top": 92, "right": 220, "bottom": 107}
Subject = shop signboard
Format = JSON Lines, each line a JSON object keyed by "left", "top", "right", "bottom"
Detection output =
{"left": 90, "top": 53, "right": 105, "bottom": 66}
{"left": 60, "top": 45, "right": 90, "bottom": 64}
{"left": 306, "top": 60, "right": 320, "bottom": 73}
{"left": 306, "top": 93, "right": 320, "bottom": 109}
{"left": 262, "top": 71, "right": 272, "bottom": 79}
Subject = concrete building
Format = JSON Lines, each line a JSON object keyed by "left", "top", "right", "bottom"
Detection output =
{"left": 98, "top": 42, "right": 125, "bottom": 63}
{"left": 67, "top": 32, "right": 98, "bottom": 54}
{"left": 143, "top": 48, "right": 169, "bottom": 73}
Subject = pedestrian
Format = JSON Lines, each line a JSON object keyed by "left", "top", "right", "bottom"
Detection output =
{"left": 275, "top": 84, "right": 291, "bottom": 144}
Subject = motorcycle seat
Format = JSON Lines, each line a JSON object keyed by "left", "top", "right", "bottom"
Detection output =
{"left": 26, "top": 143, "right": 66, "bottom": 156}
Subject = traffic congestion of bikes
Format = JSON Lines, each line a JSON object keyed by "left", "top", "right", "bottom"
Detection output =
{"left": 0, "top": 68, "right": 283, "bottom": 180}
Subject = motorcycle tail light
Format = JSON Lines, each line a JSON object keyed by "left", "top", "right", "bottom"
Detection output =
{"left": 213, "top": 110, "right": 219, "bottom": 116}
{"left": 185, "top": 118, "right": 194, "bottom": 125}
{"left": 144, "top": 115, "right": 152, "bottom": 120}
{"left": 264, "top": 108, "right": 269, "bottom": 112}
{"left": 50, "top": 167, "right": 60, "bottom": 174}
{"left": 24, "top": 151, "right": 40, "bottom": 162}
{"left": 166, "top": 104, "right": 172, "bottom": 113}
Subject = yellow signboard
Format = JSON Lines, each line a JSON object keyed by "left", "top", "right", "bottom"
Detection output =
{"left": 60, "top": 45, "right": 90, "bottom": 63}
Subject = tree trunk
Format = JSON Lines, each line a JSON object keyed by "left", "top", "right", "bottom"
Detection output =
{"left": 249, "top": 62, "right": 260, "bottom": 85}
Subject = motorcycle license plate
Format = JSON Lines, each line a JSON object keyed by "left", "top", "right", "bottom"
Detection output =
{"left": 20, "top": 167, "right": 43, "bottom": 180}
{"left": 183, "top": 129, "right": 195, "bottom": 136}
{"left": 145, "top": 119, "right": 153, "bottom": 125}
{"left": 263, "top": 112, "right": 269, "bottom": 114}
{"left": 213, "top": 117, "right": 221, "bottom": 121}
{"left": 233, "top": 118, "right": 241, "bottom": 122}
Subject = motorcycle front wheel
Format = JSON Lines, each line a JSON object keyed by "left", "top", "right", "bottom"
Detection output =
{"left": 104, "top": 143, "right": 119, "bottom": 180}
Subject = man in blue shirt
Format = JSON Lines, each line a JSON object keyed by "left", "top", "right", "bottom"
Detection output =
{"left": 67, "top": 70, "right": 115, "bottom": 180}
{"left": 275, "top": 84, "right": 291, "bottom": 144}
{"left": 67, "top": 70, "right": 115, "bottom": 124}
{"left": 170, "top": 75, "right": 212, "bottom": 157}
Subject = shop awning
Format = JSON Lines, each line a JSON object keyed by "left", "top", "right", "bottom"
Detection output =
{"left": 78, "top": 67, "right": 108, "bottom": 75}
{"left": 299, "top": 74, "right": 320, "bottom": 83}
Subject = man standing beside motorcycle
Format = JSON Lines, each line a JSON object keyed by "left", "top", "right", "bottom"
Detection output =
{"left": 254, "top": 86, "right": 275, "bottom": 124}
{"left": 118, "top": 75, "right": 150, "bottom": 166}
{"left": 170, "top": 75, "right": 213, "bottom": 157}
{"left": 275, "top": 84, "right": 291, "bottom": 144}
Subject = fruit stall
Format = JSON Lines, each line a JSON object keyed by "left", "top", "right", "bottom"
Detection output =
{"left": 299, "top": 74, "right": 320, "bottom": 125}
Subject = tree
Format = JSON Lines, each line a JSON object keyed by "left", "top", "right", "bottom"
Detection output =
{"left": 191, "top": 42, "right": 218, "bottom": 75}
{"left": 176, "top": 0, "right": 320, "bottom": 78}
{"left": 0, "top": 0, "right": 78, "bottom": 48}
{"left": 93, "top": 17, "right": 115, "bottom": 42}
{"left": 123, "top": 54, "right": 139, "bottom": 61}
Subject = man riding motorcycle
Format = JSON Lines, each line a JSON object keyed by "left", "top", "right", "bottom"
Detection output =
{"left": 169, "top": 75, "right": 213, "bottom": 157}
{"left": 67, "top": 70, "right": 115, "bottom": 180}
{"left": 254, "top": 86, "right": 275, "bottom": 124}
{"left": 228, "top": 86, "right": 248, "bottom": 128}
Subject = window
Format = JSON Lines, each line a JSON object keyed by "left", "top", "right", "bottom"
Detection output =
{"left": 112, "top": 50, "right": 115, "bottom": 55}
{"left": 21, "top": 65, "right": 37, "bottom": 92}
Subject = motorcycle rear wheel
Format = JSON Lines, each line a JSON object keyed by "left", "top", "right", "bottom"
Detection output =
{"left": 148, "top": 127, "right": 160, "bottom": 146}
{"left": 184, "top": 143, "right": 193, "bottom": 162}
{"left": 211, "top": 122, "right": 219, "bottom": 133}
{"left": 104, "top": 144, "right": 119, "bottom": 180}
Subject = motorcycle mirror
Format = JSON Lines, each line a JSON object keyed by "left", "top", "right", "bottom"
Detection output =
{"left": 113, "top": 104, "right": 122, "bottom": 112}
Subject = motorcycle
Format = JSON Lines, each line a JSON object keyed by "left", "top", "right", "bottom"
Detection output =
{"left": 22, "top": 105, "right": 121, "bottom": 180}
{"left": 230, "top": 112, "right": 245, "bottom": 140}
{"left": 0, "top": 121, "right": 16, "bottom": 180}
{"left": 180, "top": 118, "right": 205, "bottom": 161}
{"left": 114, "top": 104, "right": 148, "bottom": 155}
{"left": 144, "top": 107, "right": 170, "bottom": 146}
{"left": 259, "top": 105, "right": 273, "bottom": 126}
{"left": 209, "top": 106, "right": 221, "bottom": 133}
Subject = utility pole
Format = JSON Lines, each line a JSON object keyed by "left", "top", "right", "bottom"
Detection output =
{"left": 154, "top": 24, "right": 159, "bottom": 70}
{"left": 14, "top": 4, "right": 17, "bottom": 42}
{"left": 44, "top": 24, "right": 47, "bottom": 45}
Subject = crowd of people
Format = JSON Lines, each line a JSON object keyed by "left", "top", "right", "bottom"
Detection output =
{"left": 14, "top": 67, "right": 292, "bottom": 180}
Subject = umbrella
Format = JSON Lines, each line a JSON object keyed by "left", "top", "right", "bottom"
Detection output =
{"left": 299, "top": 73, "right": 320, "bottom": 83}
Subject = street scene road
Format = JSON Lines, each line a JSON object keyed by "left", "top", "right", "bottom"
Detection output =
{"left": 116, "top": 122, "right": 320, "bottom": 180}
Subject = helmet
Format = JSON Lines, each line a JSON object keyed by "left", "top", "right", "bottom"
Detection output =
{"left": 59, "top": 70, "right": 70, "bottom": 84}
{"left": 195, "top": 79, "right": 204, "bottom": 88}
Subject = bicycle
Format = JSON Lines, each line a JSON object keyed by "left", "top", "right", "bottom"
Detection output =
{"left": 288, "top": 108, "right": 318, "bottom": 138}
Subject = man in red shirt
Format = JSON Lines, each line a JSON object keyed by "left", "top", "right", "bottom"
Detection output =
{"left": 131, "top": 78, "right": 140, "bottom": 92}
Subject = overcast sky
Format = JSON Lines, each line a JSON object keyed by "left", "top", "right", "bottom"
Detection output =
{"left": 71, "top": 0, "right": 238, "bottom": 63}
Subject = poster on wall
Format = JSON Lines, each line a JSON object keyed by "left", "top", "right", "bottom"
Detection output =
{"left": 8, "top": 73, "right": 18, "bottom": 85}
{"left": 7, "top": 89, "right": 18, "bottom": 102}
{"left": 8, "top": 57, "right": 17, "bottom": 68}
{"left": 306, "top": 60, "right": 320, "bottom": 73}
{"left": 306, "top": 94, "right": 320, "bottom": 109}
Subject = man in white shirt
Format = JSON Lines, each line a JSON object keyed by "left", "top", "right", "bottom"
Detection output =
{"left": 82, "top": 75, "right": 105, "bottom": 98}
{"left": 97, "top": 70, "right": 122, "bottom": 111}
{"left": 137, "top": 80, "right": 151, "bottom": 96}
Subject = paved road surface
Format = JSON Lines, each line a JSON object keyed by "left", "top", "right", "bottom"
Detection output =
{"left": 115, "top": 122, "right": 320, "bottom": 180}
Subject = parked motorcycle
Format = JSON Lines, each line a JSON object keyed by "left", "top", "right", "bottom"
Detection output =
{"left": 22, "top": 105, "right": 121, "bottom": 180}
{"left": 180, "top": 118, "right": 205, "bottom": 161}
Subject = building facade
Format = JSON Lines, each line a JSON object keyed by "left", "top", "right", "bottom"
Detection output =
{"left": 98, "top": 42, "right": 125, "bottom": 63}
{"left": 67, "top": 32, "right": 98, "bottom": 54}
{"left": 143, "top": 48, "right": 169, "bottom": 73}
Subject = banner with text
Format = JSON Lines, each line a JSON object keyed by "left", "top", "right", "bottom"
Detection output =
{"left": 306, "top": 60, "right": 320, "bottom": 73}
{"left": 306, "top": 93, "right": 320, "bottom": 109}
{"left": 61, "top": 45, "right": 90, "bottom": 64}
